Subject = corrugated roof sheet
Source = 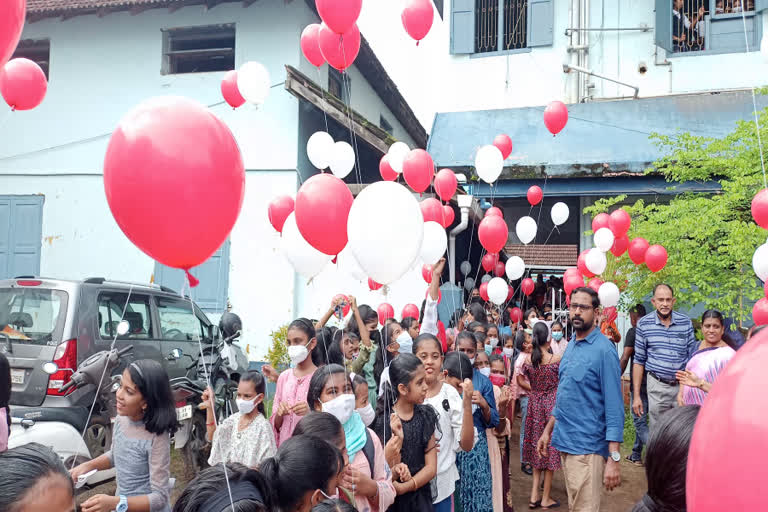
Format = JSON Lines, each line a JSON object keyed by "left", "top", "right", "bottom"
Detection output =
{"left": 504, "top": 244, "right": 578, "bottom": 267}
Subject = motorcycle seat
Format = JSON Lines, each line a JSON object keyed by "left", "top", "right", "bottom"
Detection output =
{"left": 10, "top": 406, "right": 90, "bottom": 432}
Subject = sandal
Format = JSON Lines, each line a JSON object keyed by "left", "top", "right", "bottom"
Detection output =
{"left": 625, "top": 455, "right": 643, "bottom": 466}
{"left": 542, "top": 500, "right": 561, "bottom": 509}
{"left": 528, "top": 500, "right": 541, "bottom": 509}
{"left": 521, "top": 463, "right": 533, "bottom": 475}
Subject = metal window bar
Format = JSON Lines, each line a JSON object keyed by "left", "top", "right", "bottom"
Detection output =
{"left": 504, "top": 0, "right": 528, "bottom": 50}
{"left": 475, "top": 0, "right": 499, "bottom": 53}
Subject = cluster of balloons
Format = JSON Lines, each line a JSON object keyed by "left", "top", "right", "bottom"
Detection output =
{"left": 475, "top": 133, "right": 512, "bottom": 184}
{"left": 306, "top": 131, "right": 356, "bottom": 178}
{"left": 301, "top": 0, "right": 363, "bottom": 71}
{"left": 0, "top": 57, "right": 47, "bottom": 111}
{"left": 750, "top": 189, "right": 768, "bottom": 324}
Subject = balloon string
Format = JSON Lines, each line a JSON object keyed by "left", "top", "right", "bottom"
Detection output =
{"left": 737, "top": 8, "right": 767, "bottom": 189}
{"left": 315, "top": 67, "right": 330, "bottom": 135}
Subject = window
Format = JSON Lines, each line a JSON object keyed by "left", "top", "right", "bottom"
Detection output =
{"left": 0, "top": 196, "right": 43, "bottom": 280}
{"left": 157, "top": 298, "right": 205, "bottom": 341}
{"left": 11, "top": 39, "right": 50, "bottom": 80}
{"left": 380, "top": 114, "right": 393, "bottom": 134}
{"left": 328, "top": 68, "right": 347, "bottom": 104}
{"left": 97, "top": 293, "right": 152, "bottom": 340}
{"left": 0, "top": 288, "right": 67, "bottom": 345}
{"left": 162, "top": 24, "right": 235, "bottom": 75}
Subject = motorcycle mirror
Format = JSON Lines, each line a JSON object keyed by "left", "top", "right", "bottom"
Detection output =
{"left": 42, "top": 361, "right": 59, "bottom": 375}
{"left": 168, "top": 348, "right": 183, "bottom": 360}
{"left": 116, "top": 320, "right": 130, "bottom": 336}
{"left": 208, "top": 324, "right": 220, "bottom": 340}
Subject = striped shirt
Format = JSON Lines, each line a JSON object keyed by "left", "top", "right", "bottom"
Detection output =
{"left": 633, "top": 311, "right": 698, "bottom": 382}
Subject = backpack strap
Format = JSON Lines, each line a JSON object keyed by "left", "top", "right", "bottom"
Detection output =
{"left": 362, "top": 428, "right": 376, "bottom": 479}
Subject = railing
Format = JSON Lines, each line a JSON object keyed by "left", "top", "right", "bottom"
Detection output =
{"left": 475, "top": 0, "right": 528, "bottom": 53}
{"left": 503, "top": 0, "right": 528, "bottom": 50}
{"left": 673, "top": 0, "right": 755, "bottom": 53}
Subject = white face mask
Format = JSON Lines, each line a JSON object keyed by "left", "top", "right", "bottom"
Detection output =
{"left": 502, "top": 347, "right": 514, "bottom": 358}
{"left": 321, "top": 393, "right": 356, "bottom": 424}
{"left": 469, "top": 357, "right": 476, "bottom": 365}
{"left": 478, "top": 367, "right": 491, "bottom": 377}
{"left": 356, "top": 404, "right": 375, "bottom": 426}
{"left": 489, "top": 337, "right": 499, "bottom": 347}
{"left": 236, "top": 397, "right": 259, "bottom": 415}
{"left": 396, "top": 331, "right": 413, "bottom": 354}
{"left": 288, "top": 342, "right": 310, "bottom": 365}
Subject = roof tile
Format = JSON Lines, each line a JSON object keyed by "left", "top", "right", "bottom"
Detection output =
{"left": 504, "top": 244, "right": 578, "bottom": 267}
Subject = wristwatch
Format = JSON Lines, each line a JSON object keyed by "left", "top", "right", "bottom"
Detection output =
{"left": 116, "top": 495, "right": 128, "bottom": 512}
{"left": 610, "top": 451, "right": 621, "bottom": 462}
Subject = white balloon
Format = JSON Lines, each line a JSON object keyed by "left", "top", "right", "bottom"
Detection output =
{"left": 464, "top": 277, "right": 476, "bottom": 291}
{"left": 329, "top": 141, "right": 355, "bottom": 179}
{"left": 307, "top": 131, "right": 335, "bottom": 170}
{"left": 481, "top": 274, "right": 492, "bottom": 284}
{"left": 506, "top": 256, "right": 526, "bottom": 280}
{"left": 487, "top": 277, "right": 508, "bottom": 305}
{"left": 516, "top": 216, "right": 537, "bottom": 245}
{"left": 585, "top": 248, "right": 607, "bottom": 275}
{"left": 551, "top": 202, "right": 570, "bottom": 226}
{"left": 460, "top": 260, "right": 472, "bottom": 276}
{"left": 753, "top": 243, "right": 768, "bottom": 280}
{"left": 420, "top": 221, "right": 447, "bottom": 265}
{"left": 280, "top": 213, "right": 331, "bottom": 279}
{"left": 475, "top": 145, "right": 504, "bottom": 184}
{"left": 598, "top": 282, "right": 620, "bottom": 308}
{"left": 237, "top": 61, "right": 271, "bottom": 106}
{"left": 594, "top": 227, "right": 615, "bottom": 253}
{"left": 347, "top": 181, "right": 423, "bottom": 284}
{"left": 337, "top": 248, "right": 366, "bottom": 282}
{"left": 387, "top": 141, "right": 410, "bottom": 174}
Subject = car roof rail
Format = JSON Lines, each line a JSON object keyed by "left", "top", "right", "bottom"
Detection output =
{"left": 83, "top": 277, "right": 105, "bottom": 284}
{"left": 83, "top": 277, "right": 161, "bottom": 290}
{"left": 159, "top": 285, "right": 177, "bottom": 294}
{"left": 14, "top": 275, "right": 37, "bottom": 279}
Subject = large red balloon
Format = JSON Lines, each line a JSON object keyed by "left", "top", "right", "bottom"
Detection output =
{"left": 645, "top": 245, "right": 668, "bottom": 272}
{"left": 422, "top": 264, "right": 433, "bottom": 284}
{"left": 752, "top": 188, "right": 768, "bottom": 229}
{"left": 686, "top": 330, "right": 768, "bottom": 511}
{"left": 316, "top": 0, "right": 363, "bottom": 35}
{"left": 485, "top": 207, "right": 503, "bottom": 218}
{"left": 608, "top": 209, "right": 631, "bottom": 236}
{"left": 295, "top": 173, "right": 353, "bottom": 256}
{"left": 478, "top": 215, "right": 509, "bottom": 253}
{"left": 442, "top": 205, "right": 455, "bottom": 228}
{"left": 494, "top": 261, "right": 506, "bottom": 278}
{"left": 482, "top": 252, "right": 499, "bottom": 272}
{"left": 479, "top": 282, "right": 489, "bottom": 302}
{"left": 527, "top": 186, "right": 543, "bottom": 206}
{"left": 521, "top": 278, "right": 535, "bottom": 296}
{"left": 402, "top": 149, "right": 434, "bottom": 193}
{"left": 300, "top": 24, "right": 326, "bottom": 67}
{"left": 610, "top": 235, "right": 629, "bottom": 257}
{"left": 577, "top": 250, "right": 596, "bottom": 278}
{"left": 318, "top": 23, "right": 361, "bottom": 71}
{"left": 221, "top": 70, "right": 245, "bottom": 109}
{"left": 0, "top": 58, "right": 47, "bottom": 111}
{"left": 493, "top": 134, "right": 513, "bottom": 159}
{"left": 104, "top": 97, "right": 244, "bottom": 274}
{"left": 420, "top": 198, "right": 443, "bottom": 223}
{"left": 591, "top": 213, "right": 610, "bottom": 233}
{"left": 401, "top": 0, "right": 434, "bottom": 43}
{"left": 402, "top": 303, "right": 420, "bottom": 320}
{"left": 0, "top": 0, "right": 25, "bottom": 70}
{"left": 564, "top": 273, "right": 585, "bottom": 294}
{"left": 380, "top": 154, "right": 398, "bottom": 181}
{"left": 543, "top": 100, "right": 568, "bottom": 136}
{"left": 377, "top": 303, "right": 395, "bottom": 325}
{"left": 369, "top": 278, "right": 383, "bottom": 291}
{"left": 587, "top": 277, "right": 604, "bottom": 293}
{"left": 434, "top": 168, "right": 458, "bottom": 202}
{"left": 754, "top": 298, "right": 768, "bottom": 325}
{"left": 509, "top": 307, "right": 523, "bottom": 323}
{"left": 628, "top": 237, "right": 650, "bottom": 264}
{"left": 268, "top": 196, "right": 295, "bottom": 234}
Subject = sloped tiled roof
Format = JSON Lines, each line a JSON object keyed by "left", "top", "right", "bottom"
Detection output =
{"left": 29, "top": 0, "right": 193, "bottom": 13}
{"left": 504, "top": 244, "right": 578, "bottom": 267}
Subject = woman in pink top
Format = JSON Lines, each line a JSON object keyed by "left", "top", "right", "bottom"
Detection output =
{"left": 270, "top": 318, "right": 318, "bottom": 446}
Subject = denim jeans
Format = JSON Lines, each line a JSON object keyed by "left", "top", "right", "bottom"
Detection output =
{"left": 630, "top": 388, "right": 649, "bottom": 460}
{"left": 519, "top": 395, "right": 529, "bottom": 463}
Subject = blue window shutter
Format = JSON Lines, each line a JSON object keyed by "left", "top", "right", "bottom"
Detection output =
{"left": 450, "top": 0, "right": 475, "bottom": 54}
{"left": 527, "top": 0, "right": 554, "bottom": 47}
{"left": 756, "top": 0, "right": 768, "bottom": 12}
{"left": 0, "top": 196, "right": 43, "bottom": 279}
{"left": 655, "top": 0, "right": 674, "bottom": 53}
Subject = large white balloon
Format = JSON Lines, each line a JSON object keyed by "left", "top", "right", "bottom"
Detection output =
{"left": 464, "top": 277, "right": 476, "bottom": 291}
{"left": 237, "top": 61, "right": 271, "bottom": 106}
{"left": 506, "top": 256, "right": 526, "bottom": 280}
{"left": 753, "top": 243, "right": 768, "bottom": 280}
{"left": 388, "top": 141, "right": 410, "bottom": 174}
{"left": 481, "top": 274, "right": 492, "bottom": 284}
{"left": 337, "top": 248, "right": 366, "bottom": 282}
{"left": 594, "top": 227, "right": 615, "bottom": 253}
{"left": 420, "top": 221, "right": 447, "bottom": 265}
{"left": 598, "top": 282, "right": 620, "bottom": 308}
{"left": 487, "top": 277, "right": 508, "bottom": 305}
{"left": 516, "top": 216, "right": 537, "bottom": 244}
{"left": 475, "top": 145, "right": 504, "bottom": 183}
{"left": 347, "top": 181, "right": 423, "bottom": 284}
{"left": 307, "top": 131, "right": 335, "bottom": 170}
{"left": 329, "top": 141, "right": 355, "bottom": 179}
{"left": 280, "top": 213, "right": 331, "bottom": 279}
{"left": 551, "top": 202, "right": 570, "bottom": 226}
{"left": 585, "top": 248, "right": 607, "bottom": 275}
{"left": 460, "top": 260, "right": 472, "bottom": 276}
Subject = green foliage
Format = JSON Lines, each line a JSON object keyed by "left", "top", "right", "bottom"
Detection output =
{"left": 584, "top": 108, "right": 768, "bottom": 324}
{"left": 267, "top": 324, "right": 290, "bottom": 371}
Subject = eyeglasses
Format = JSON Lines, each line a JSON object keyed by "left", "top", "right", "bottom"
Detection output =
{"left": 569, "top": 303, "right": 594, "bottom": 312}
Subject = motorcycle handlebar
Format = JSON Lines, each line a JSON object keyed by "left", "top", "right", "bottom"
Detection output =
{"left": 59, "top": 379, "right": 76, "bottom": 393}
{"left": 117, "top": 345, "right": 134, "bottom": 356}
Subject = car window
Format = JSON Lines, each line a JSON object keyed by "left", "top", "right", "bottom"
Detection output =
{"left": 157, "top": 298, "right": 205, "bottom": 341}
{"left": 0, "top": 287, "right": 68, "bottom": 345}
{"left": 97, "top": 293, "right": 152, "bottom": 340}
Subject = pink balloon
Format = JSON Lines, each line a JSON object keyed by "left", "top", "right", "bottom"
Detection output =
{"left": 368, "top": 278, "right": 383, "bottom": 291}
{"left": 509, "top": 307, "right": 523, "bottom": 323}
{"left": 494, "top": 261, "right": 505, "bottom": 278}
{"left": 318, "top": 23, "right": 361, "bottom": 71}
{"left": 603, "top": 306, "right": 618, "bottom": 324}
{"left": 527, "top": 186, "right": 543, "bottom": 206}
{"left": 754, "top": 298, "right": 768, "bottom": 325}
{"left": 434, "top": 168, "right": 458, "bottom": 202}
{"left": 422, "top": 264, "right": 432, "bottom": 284}
{"left": 493, "top": 134, "right": 513, "bottom": 159}
{"left": 610, "top": 235, "right": 629, "bottom": 257}
{"left": 628, "top": 237, "right": 650, "bottom": 265}
{"left": 521, "top": 278, "right": 535, "bottom": 296}
{"left": 479, "top": 282, "right": 489, "bottom": 302}
{"left": 268, "top": 196, "right": 295, "bottom": 234}
{"left": 295, "top": 173, "right": 354, "bottom": 256}
{"left": 587, "top": 278, "right": 604, "bottom": 293}
{"left": 300, "top": 24, "right": 325, "bottom": 67}
{"left": 380, "top": 154, "right": 398, "bottom": 181}
{"left": 478, "top": 215, "right": 509, "bottom": 254}
{"left": 401, "top": 0, "right": 434, "bottom": 43}
{"left": 402, "top": 303, "right": 420, "bottom": 320}
{"left": 402, "top": 149, "right": 434, "bottom": 193}
{"left": 752, "top": 188, "right": 768, "bottom": 230}
{"left": 420, "top": 198, "right": 443, "bottom": 223}
{"left": 543, "top": 100, "right": 569, "bottom": 136}
{"left": 592, "top": 213, "right": 610, "bottom": 233}
{"left": 608, "top": 209, "right": 632, "bottom": 236}
{"left": 645, "top": 245, "right": 668, "bottom": 272}
{"left": 442, "top": 204, "right": 455, "bottom": 228}
{"left": 377, "top": 303, "right": 395, "bottom": 325}
{"left": 316, "top": 0, "right": 363, "bottom": 35}
{"left": 564, "top": 273, "right": 585, "bottom": 294}
{"left": 221, "top": 70, "right": 245, "bottom": 109}
{"left": 0, "top": 0, "right": 25, "bottom": 70}
{"left": 577, "top": 250, "right": 595, "bottom": 278}
{"left": 0, "top": 58, "right": 47, "bottom": 111}
{"left": 506, "top": 285, "right": 515, "bottom": 302}
{"left": 485, "top": 206, "right": 503, "bottom": 218}
{"left": 482, "top": 252, "right": 499, "bottom": 272}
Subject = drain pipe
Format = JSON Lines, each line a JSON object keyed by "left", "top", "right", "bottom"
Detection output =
{"left": 449, "top": 194, "right": 473, "bottom": 285}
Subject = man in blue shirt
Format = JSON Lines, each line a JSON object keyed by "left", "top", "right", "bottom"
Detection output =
{"left": 632, "top": 283, "right": 697, "bottom": 432}
{"left": 537, "top": 287, "right": 624, "bottom": 512}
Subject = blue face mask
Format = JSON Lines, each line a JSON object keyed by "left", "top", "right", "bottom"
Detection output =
{"left": 484, "top": 344, "right": 493, "bottom": 356}
{"left": 552, "top": 331, "right": 564, "bottom": 341}
{"left": 396, "top": 331, "right": 413, "bottom": 354}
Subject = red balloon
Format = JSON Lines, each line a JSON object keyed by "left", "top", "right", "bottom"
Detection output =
{"left": 333, "top": 294, "right": 351, "bottom": 317}
{"left": 610, "top": 235, "right": 629, "bottom": 257}
{"left": 318, "top": 23, "right": 361, "bottom": 71}
{"left": 506, "top": 285, "right": 515, "bottom": 302}
{"left": 0, "top": 0, "right": 25, "bottom": 69}
{"left": 521, "top": 278, "right": 535, "bottom": 296}
{"left": 482, "top": 252, "right": 499, "bottom": 272}
{"left": 764, "top": 279, "right": 768, "bottom": 298}
{"left": 420, "top": 198, "right": 443, "bottom": 223}
{"left": 686, "top": 330, "right": 768, "bottom": 511}
{"left": 603, "top": 306, "right": 618, "bottom": 324}
{"left": 591, "top": 213, "right": 610, "bottom": 233}
{"left": 442, "top": 205, "right": 455, "bottom": 228}
{"left": 434, "top": 168, "right": 458, "bottom": 202}
{"left": 493, "top": 134, "right": 513, "bottom": 159}
{"left": 587, "top": 278, "right": 604, "bottom": 293}
{"left": 422, "top": 264, "right": 433, "bottom": 284}
{"left": 300, "top": 24, "right": 326, "bottom": 67}
{"left": 565, "top": 273, "right": 585, "bottom": 294}
{"left": 377, "top": 303, "right": 395, "bottom": 325}
{"left": 752, "top": 188, "right": 768, "bottom": 229}
{"left": 402, "top": 303, "right": 420, "bottom": 320}
{"left": 645, "top": 245, "right": 668, "bottom": 272}
{"left": 755, "top": 298, "right": 768, "bottom": 325}
{"left": 628, "top": 237, "right": 650, "bottom": 265}
{"left": 478, "top": 215, "right": 509, "bottom": 253}
{"left": 401, "top": 0, "right": 434, "bottom": 43}
{"left": 485, "top": 207, "right": 503, "bottom": 218}
{"left": 494, "top": 261, "right": 506, "bottom": 278}
{"left": 0, "top": 58, "right": 47, "bottom": 111}
{"left": 268, "top": 195, "right": 295, "bottom": 234}
{"left": 543, "top": 100, "right": 569, "bottom": 136}
{"left": 104, "top": 97, "right": 244, "bottom": 273}
{"left": 608, "top": 209, "right": 631, "bottom": 236}
{"left": 577, "top": 250, "right": 596, "bottom": 278}
{"left": 316, "top": 0, "right": 363, "bottom": 34}
{"left": 509, "top": 307, "right": 523, "bottom": 323}
{"left": 527, "top": 186, "right": 543, "bottom": 206}
{"left": 295, "top": 173, "right": 353, "bottom": 256}
{"left": 563, "top": 267, "right": 581, "bottom": 279}
{"left": 379, "top": 154, "right": 398, "bottom": 181}
{"left": 220, "top": 70, "right": 245, "bottom": 109}
{"left": 402, "top": 149, "right": 434, "bottom": 193}
{"left": 479, "top": 282, "right": 489, "bottom": 302}
{"left": 368, "top": 278, "right": 383, "bottom": 291}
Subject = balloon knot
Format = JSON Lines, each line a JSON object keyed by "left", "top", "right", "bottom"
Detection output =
{"left": 185, "top": 270, "right": 200, "bottom": 288}
{"left": 416, "top": 40, "right": 420, "bottom": 46}
{"left": 332, "top": 256, "right": 338, "bottom": 264}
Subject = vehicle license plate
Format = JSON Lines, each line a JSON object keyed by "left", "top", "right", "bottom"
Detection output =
{"left": 11, "top": 369, "right": 24, "bottom": 384}
{"left": 176, "top": 404, "right": 193, "bottom": 421}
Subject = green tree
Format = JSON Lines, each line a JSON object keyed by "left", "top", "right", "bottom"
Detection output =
{"left": 584, "top": 108, "right": 768, "bottom": 324}
{"left": 267, "top": 324, "right": 290, "bottom": 370}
